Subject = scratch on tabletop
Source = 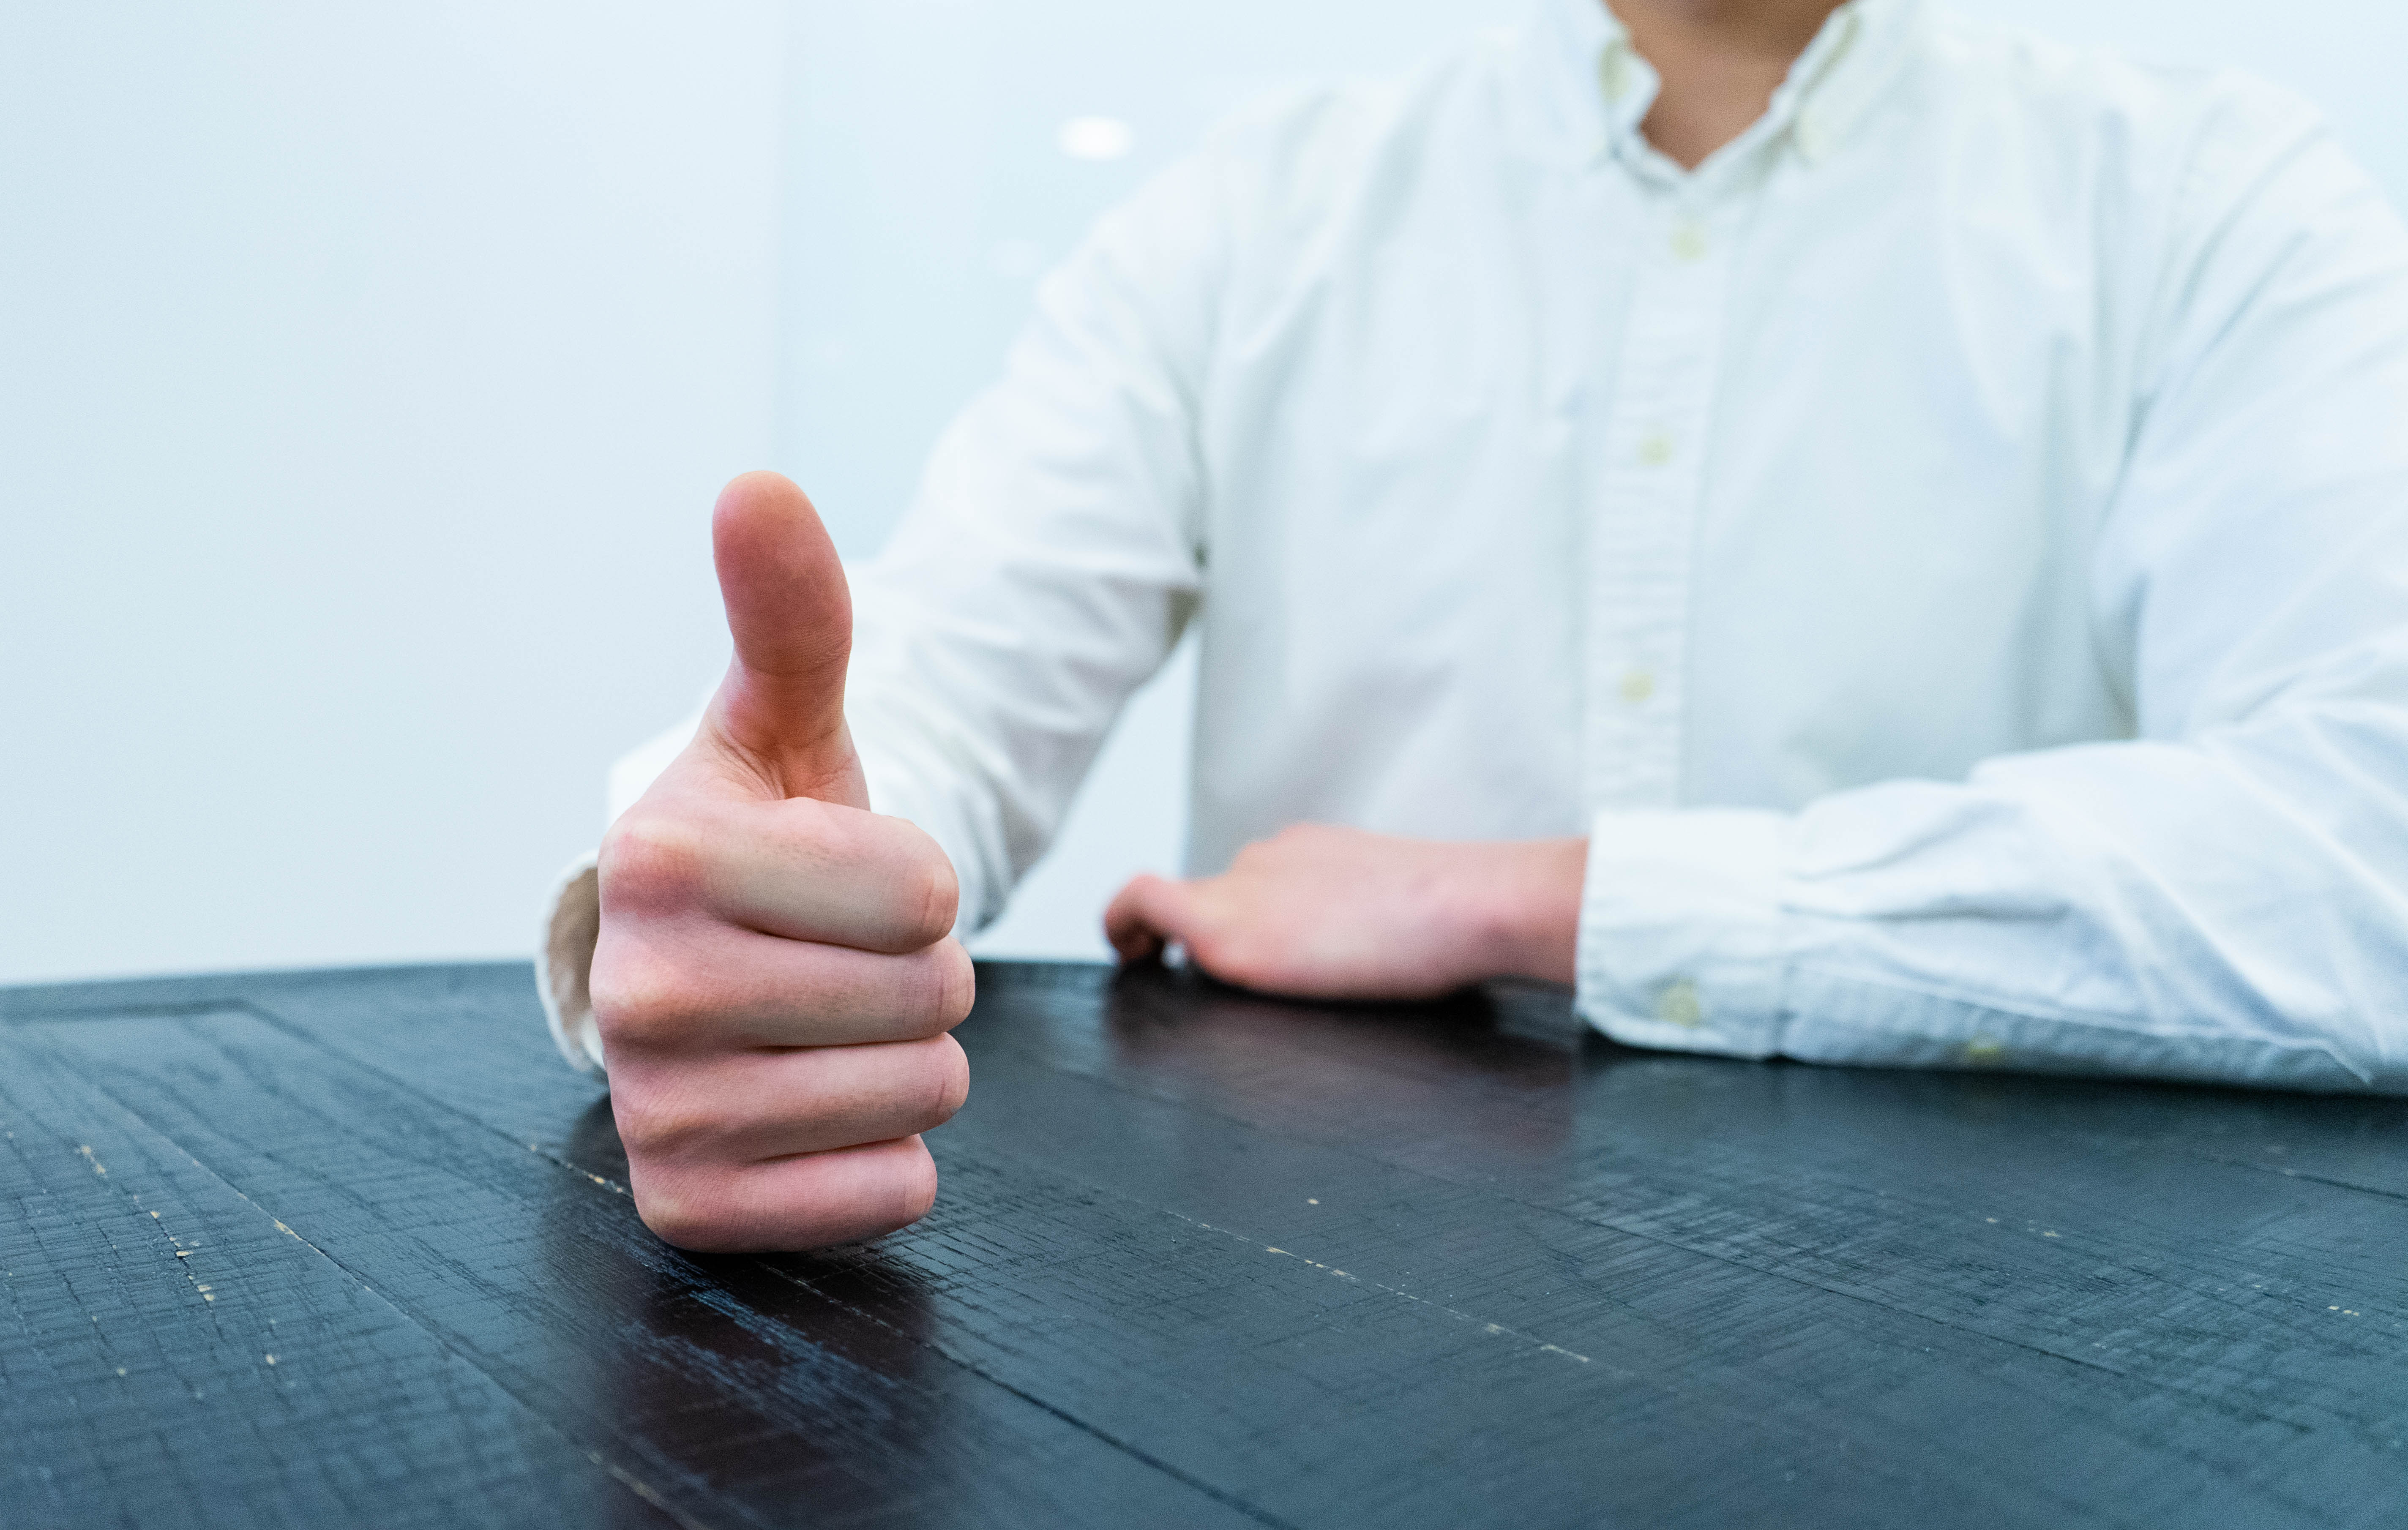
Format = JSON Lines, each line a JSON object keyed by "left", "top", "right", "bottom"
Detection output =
{"left": 270, "top": 1218, "right": 328, "bottom": 1254}
{"left": 524, "top": 1140, "right": 628, "bottom": 1196}
{"left": 587, "top": 1451, "right": 712, "bottom": 1530}
{"left": 75, "top": 1144, "right": 227, "bottom": 1312}
{"left": 1179, "top": 1212, "right": 1592, "bottom": 1366}
{"left": 79, "top": 1137, "right": 341, "bottom": 1319}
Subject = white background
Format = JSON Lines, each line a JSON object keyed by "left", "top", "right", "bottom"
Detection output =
{"left": 5, "top": 1, "right": 2405, "bottom": 985}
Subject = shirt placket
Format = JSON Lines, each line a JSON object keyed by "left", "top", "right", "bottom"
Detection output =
{"left": 1584, "top": 185, "right": 1734, "bottom": 810}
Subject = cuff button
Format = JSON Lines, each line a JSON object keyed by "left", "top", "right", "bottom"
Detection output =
{"left": 1657, "top": 979, "right": 1704, "bottom": 1028}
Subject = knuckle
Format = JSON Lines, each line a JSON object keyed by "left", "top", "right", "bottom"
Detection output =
{"left": 934, "top": 940, "right": 976, "bottom": 1029}
{"left": 608, "top": 1061, "right": 725, "bottom": 1158}
{"left": 587, "top": 949, "right": 699, "bottom": 1051}
{"left": 920, "top": 1036, "right": 971, "bottom": 1129}
{"left": 1183, "top": 897, "right": 1232, "bottom": 947}
{"left": 1183, "top": 928, "right": 1226, "bottom": 972}
{"left": 901, "top": 838, "right": 959, "bottom": 948}
{"left": 1198, "top": 933, "right": 1268, "bottom": 991}
{"left": 901, "top": 940, "right": 975, "bottom": 1034}
{"left": 902, "top": 1152, "right": 940, "bottom": 1224}
{"left": 1267, "top": 824, "right": 1322, "bottom": 860}
{"left": 612, "top": 1088, "right": 705, "bottom": 1161}
{"left": 886, "top": 1140, "right": 941, "bottom": 1226}
{"left": 1294, "top": 824, "right": 1333, "bottom": 851}
{"left": 631, "top": 1174, "right": 736, "bottom": 1252}
{"left": 597, "top": 812, "right": 708, "bottom": 908}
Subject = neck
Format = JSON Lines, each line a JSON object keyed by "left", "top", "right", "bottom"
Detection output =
{"left": 1610, "top": 0, "right": 1849, "bottom": 169}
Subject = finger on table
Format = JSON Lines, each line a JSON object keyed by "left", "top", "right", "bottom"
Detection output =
{"left": 1103, "top": 872, "right": 1204, "bottom": 962}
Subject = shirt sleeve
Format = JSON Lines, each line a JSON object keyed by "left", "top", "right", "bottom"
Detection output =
{"left": 836, "top": 143, "right": 1236, "bottom": 932}
{"left": 1577, "top": 93, "right": 2408, "bottom": 1093}
{"left": 532, "top": 146, "right": 1237, "bottom": 1073}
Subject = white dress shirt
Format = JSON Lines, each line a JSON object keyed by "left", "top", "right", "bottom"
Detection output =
{"left": 543, "top": 0, "right": 2408, "bottom": 1093}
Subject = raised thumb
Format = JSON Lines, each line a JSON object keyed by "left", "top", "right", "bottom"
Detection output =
{"left": 707, "top": 470, "right": 866, "bottom": 806}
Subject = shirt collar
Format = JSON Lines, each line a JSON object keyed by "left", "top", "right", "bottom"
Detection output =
{"left": 1518, "top": 0, "right": 1924, "bottom": 172}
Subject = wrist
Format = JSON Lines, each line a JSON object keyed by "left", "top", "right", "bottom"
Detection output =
{"left": 1459, "top": 837, "right": 1587, "bottom": 986}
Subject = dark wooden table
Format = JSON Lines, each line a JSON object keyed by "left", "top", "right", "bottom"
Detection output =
{"left": 3, "top": 962, "right": 2403, "bottom": 1528}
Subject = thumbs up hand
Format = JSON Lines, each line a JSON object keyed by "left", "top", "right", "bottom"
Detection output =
{"left": 589, "top": 472, "right": 972, "bottom": 1252}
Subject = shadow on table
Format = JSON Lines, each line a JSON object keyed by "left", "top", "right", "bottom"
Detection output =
{"left": 548, "top": 1096, "right": 991, "bottom": 1530}
{"left": 1078, "top": 963, "right": 1594, "bottom": 1170}
{"left": 1072, "top": 959, "right": 2408, "bottom": 1203}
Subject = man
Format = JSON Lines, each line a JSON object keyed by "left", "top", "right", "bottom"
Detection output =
{"left": 542, "top": 0, "right": 2408, "bottom": 1252}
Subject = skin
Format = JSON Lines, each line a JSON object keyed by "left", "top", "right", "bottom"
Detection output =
{"left": 594, "top": 2, "right": 1844, "bottom": 1253}
{"left": 1105, "top": 830, "right": 1587, "bottom": 997}
{"left": 1615, "top": 0, "right": 1852, "bottom": 169}
{"left": 592, "top": 474, "right": 972, "bottom": 1252}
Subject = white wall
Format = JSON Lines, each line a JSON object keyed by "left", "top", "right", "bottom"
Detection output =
{"left": 6, "top": 2, "right": 2406, "bottom": 984}
{"left": 1, "top": 4, "right": 784, "bottom": 983}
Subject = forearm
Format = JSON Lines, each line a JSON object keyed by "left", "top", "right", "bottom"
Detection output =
{"left": 1574, "top": 726, "right": 2408, "bottom": 1091}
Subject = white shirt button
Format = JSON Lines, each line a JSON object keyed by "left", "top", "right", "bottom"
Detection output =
{"left": 1600, "top": 49, "right": 1631, "bottom": 105}
{"left": 1670, "top": 221, "right": 1709, "bottom": 262}
{"left": 1637, "top": 431, "right": 1676, "bottom": 467}
{"left": 1619, "top": 668, "right": 1656, "bottom": 705}
{"left": 1657, "top": 980, "right": 1704, "bottom": 1028}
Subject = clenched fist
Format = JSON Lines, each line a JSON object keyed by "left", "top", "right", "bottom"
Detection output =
{"left": 590, "top": 472, "right": 972, "bottom": 1252}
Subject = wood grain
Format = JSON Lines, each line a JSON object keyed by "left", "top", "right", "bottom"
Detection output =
{"left": 3, "top": 962, "right": 2402, "bottom": 1528}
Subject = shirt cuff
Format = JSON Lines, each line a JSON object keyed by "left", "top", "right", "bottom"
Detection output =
{"left": 536, "top": 851, "right": 607, "bottom": 1075}
{"left": 1575, "top": 807, "right": 1794, "bottom": 1059}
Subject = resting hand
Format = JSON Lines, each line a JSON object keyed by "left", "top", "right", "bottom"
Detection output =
{"left": 590, "top": 472, "right": 972, "bottom": 1252}
{"left": 1103, "top": 824, "right": 1586, "bottom": 1001}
